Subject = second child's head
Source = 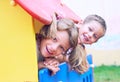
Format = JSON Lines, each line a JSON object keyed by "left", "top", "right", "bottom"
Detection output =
{"left": 37, "top": 16, "right": 78, "bottom": 58}
{"left": 78, "top": 14, "right": 107, "bottom": 45}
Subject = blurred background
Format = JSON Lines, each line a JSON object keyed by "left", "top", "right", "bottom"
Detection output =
{"left": 63, "top": 0, "right": 120, "bottom": 66}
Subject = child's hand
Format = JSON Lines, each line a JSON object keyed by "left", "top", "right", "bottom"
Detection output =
{"left": 44, "top": 58, "right": 60, "bottom": 75}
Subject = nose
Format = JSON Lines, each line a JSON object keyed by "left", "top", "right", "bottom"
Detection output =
{"left": 88, "top": 32, "right": 94, "bottom": 39}
{"left": 50, "top": 44, "right": 58, "bottom": 53}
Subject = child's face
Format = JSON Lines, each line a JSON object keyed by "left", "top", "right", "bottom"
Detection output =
{"left": 78, "top": 21, "right": 105, "bottom": 44}
{"left": 39, "top": 30, "right": 70, "bottom": 57}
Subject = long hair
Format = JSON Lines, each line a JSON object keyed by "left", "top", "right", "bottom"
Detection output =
{"left": 69, "top": 45, "right": 89, "bottom": 74}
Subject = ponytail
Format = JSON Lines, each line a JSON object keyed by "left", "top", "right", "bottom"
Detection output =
{"left": 69, "top": 45, "right": 89, "bottom": 74}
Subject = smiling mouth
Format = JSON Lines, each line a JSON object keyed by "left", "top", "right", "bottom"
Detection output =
{"left": 46, "top": 46, "right": 53, "bottom": 55}
{"left": 83, "top": 34, "right": 89, "bottom": 41}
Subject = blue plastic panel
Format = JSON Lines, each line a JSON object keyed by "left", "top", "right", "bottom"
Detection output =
{"left": 38, "top": 54, "right": 94, "bottom": 82}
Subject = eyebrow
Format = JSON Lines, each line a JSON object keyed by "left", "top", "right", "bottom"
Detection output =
{"left": 91, "top": 26, "right": 95, "bottom": 31}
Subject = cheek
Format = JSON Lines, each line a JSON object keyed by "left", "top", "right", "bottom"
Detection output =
{"left": 40, "top": 40, "right": 49, "bottom": 49}
{"left": 91, "top": 39, "right": 97, "bottom": 44}
{"left": 81, "top": 28, "right": 88, "bottom": 33}
{"left": 41, "top": 40, "right": 46, "bottom": 47}
{"left": 79, "top": 30, "right": 84, "bottom": 35}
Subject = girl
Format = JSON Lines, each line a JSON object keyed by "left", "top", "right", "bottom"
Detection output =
{"left": 36, "top": 14, "right": 79, "bottom": 75}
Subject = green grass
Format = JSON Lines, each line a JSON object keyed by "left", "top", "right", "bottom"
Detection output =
{"left": 94, "top": 65, "right": 120, "bottom": 82}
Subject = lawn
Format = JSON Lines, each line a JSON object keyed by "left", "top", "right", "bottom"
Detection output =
{"left": 94, "top": 65, "right": 120, "bottom": 82}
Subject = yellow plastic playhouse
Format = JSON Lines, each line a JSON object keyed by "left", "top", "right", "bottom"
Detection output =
{"left": 0, "top": 1, "right": 38, "bottom": 82}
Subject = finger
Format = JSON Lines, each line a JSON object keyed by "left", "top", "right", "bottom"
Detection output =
{"left": 51, "top": 67, "right": 60, "bottom": 76}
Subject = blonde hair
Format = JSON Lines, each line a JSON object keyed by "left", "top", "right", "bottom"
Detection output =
{"left": 69, "top": 45, "right": 89, "bottom": 74}
{"left": 38, "top": 14, "right": 79, "bottom": 54}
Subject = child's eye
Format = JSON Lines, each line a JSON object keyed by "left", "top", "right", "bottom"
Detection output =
{"left": 89, "top": 27, "right": 92, "bottom": 31}
{"left": 52, "top": 37, "right": 57, "bottom": 42}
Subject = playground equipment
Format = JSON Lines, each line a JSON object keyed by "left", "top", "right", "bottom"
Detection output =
{"left": 39, "top": 54, "right": 94, "bottom": 82}
{"left": 0, "top": 0, "right": 93, "bottom": 82}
